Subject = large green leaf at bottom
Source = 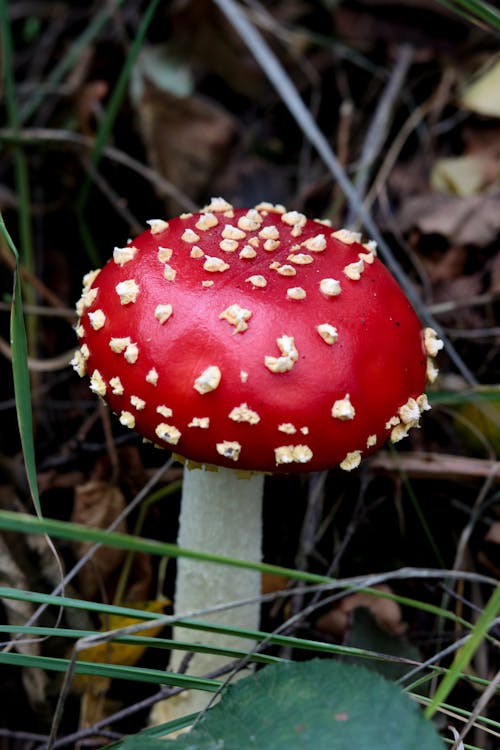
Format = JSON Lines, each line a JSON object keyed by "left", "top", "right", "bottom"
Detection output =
{"left": 125, "top": 659, "right": 445, "bottom": 750}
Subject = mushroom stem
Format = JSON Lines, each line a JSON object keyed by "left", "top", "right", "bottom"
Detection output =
{"left": 154, "top": 466, "right": 264, "bottom": 722}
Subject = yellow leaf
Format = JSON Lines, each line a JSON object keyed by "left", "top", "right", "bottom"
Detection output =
{"left": 454, "top": 399, "right": 500, "bottom": 457}
{"left": 461, "top": 59, "right": 500, "bottom": 118}
{"left": 78, "top": 599, "right": 168, "bottom": 667}
{"left": 431, "top": 155, "right": 490, "bottom": 196}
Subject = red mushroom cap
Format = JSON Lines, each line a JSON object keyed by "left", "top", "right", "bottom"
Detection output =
{"left": 72, "top": 199, "right": 439, "bottom": 473}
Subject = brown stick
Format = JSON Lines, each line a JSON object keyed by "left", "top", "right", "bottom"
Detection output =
{"left": 370, "top": 451, "right": 500, "bottom": 483}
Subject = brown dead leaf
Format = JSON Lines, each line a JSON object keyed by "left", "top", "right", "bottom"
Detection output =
{"left": 78, "top": 681, "right": 117, "bottom": 736}
{"left": 115, "top": 445, "right": 149, "bottom": 499}
{"left": 316, "top": 584, "right": 407, "bottom": 638}
{"left": 417, "top": 245, "right": 467, "bottom": 284}
{"left": 485, "top": 521, "right": 500, "bottom": 545}
{"left": 75, "top": 80, "right": 109, "bottom": 136}
{"left": 125, "top": 548, "right": 154, "bottom": 604}
{"left": 398, "top": 193, "right": 500, "bottom": 246}
{"left": 71, "top": 480, "right": 127, "bottom": 600}
{"left": 71, "top": 449, "right": 154, "bottom": 604}
{"left": 74, "top": 600, "right": 167, "bottom": 730}
{"left": 334, "top": 0, "right": 465, "bottom": 55}
{"left": 431, "top": 274, "right": 484, "bottom": 332}
{"left": 463, "top": 124, "right": 500, "bottom": 161}
{"left": 169, "top": 0, "right": 266, "bottom": 100}
{"left": 490, "top": 251, "right": 500, "bottom": 295}
{"left": 478, "top": 521, "right": 500, "bottom": 577}
{"left": 37, "top": 470, "right": 85, "bottom": 495}
{"left": 0, "top": 533, "right": 49, "bottom": 714}
{"left": 134, "top": 79, "right": 236, "bottom": 214}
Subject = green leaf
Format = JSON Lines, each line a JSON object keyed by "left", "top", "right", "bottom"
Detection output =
{"left": 344, "top": 608, "right": 422, "bottom": 683}
{"left": 0, "top": 215, "right": 40, "bottom": 513}
{"left": 125, "top": 660, "right": 445, "bottom": 750}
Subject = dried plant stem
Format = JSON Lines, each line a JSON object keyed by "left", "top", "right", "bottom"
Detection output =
{"left": 0, "top": 128, "right": 198, "bottom": 212}
{"left": 347, "top": 43, "right": 415, "bottom": 226}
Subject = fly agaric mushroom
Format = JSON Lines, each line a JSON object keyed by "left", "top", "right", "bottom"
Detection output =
{"left": 72, "top": 198, "right": 440, "bottom": 720}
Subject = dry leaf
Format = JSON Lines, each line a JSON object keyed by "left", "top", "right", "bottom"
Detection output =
{"left": 0, "top": 534, "right": 49, "bottom": 714}
{"left": 77, "top": 600, "right": 167, "bottom": 669}
{"left": 125, "top": 549, "right": 154, "bottom": 604}
{"left": 398, "top": 193, "right": 500, "bottom": 246}
{"left": 490, "top": 251, "right": 500, "bottom": 294}
{"left": 262, "top": 573, "right": 289, "bottom": 594}
{"left": 431, "top": 155, "right": 493, "bottom": 196}
{"left": 316, "top": 585, "right": 407, "bottom": 637}
{"left": 75, "top": 600, "right": 167, "bottom": 729}
{"left": 454, "top": 400, "right": 500, "bottom": 456}
{"left": 71, "top": 480, "right": 127, "bottom": 600}
{"left": 168, "top": 1, "right": 266, "bottom": 99}
{"left": 480, "top": 521, "right": 500, "bottom": 576}
{"left": 417, "top": 245, "right": 467, "bottom": 284}
{"left": 461, "top": 59, "right": 500, "bottom": 118}
{"left": 78, "top": 681, "right": 116, "bottom": 735}
{"left": 485, "top": 521, "right": 500, "bottom": 545}
{"left": 334, "top": 0, "right": 462, "bottom": 54}
{"left": 132, "top": 71, "right": 236, "bottom": 214}
{"left": 75, "top": 80, "right": 109, "bottom": 136}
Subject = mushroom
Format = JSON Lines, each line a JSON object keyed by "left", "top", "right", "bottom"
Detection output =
{"left": 72, "top": 199, "right": 439, "bottom": 720}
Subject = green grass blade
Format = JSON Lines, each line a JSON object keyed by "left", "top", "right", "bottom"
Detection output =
{"left": 0, "top": 511, "right": 495, "bottom": 630}
{"left": 0, "top": 589, "right": 435, "bottom": 676}
{"left": 0, "top": 651, "right": 219, "bottom": 692}
{"left": 425, "top": 584, "right": 500, "bottom": 718}
{"left": 0, "top": 217, "right": 40, "bottom": 513}
{"left": 434, "top": 0, "right": 500, "bottom": 30}
{"left": 429, "top": 388, "right": 500, "bottom": 406}
{"left": 0, "top": 577, "right": 482, "bottom": 657}
{"left": 0, "top": 624, "right": 280, "bottom": 665}
{"left": 1, "top": 589, "right": 494, "bottom": 695}
{"left": 78, "top": 0, "right": 162, "bottom": 262}
{"left": 0, "top": 588, "right": 403, "bottom": 668}
{"left": 0, "top": 509, "right": 332, "bottom": 584}
{"left": 17, "top": 1, "right": 125, "bottom": 124}
{"left": 81, "top": 0, "right": 162, "bottom": 183}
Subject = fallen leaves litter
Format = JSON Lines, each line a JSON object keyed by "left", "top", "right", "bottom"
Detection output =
{"left": 315, "top": 584, "right": 407, "bottom": 638}
{"left": 133, "top": 72, "right": 236, "bottom": 214}
{"left": 71, "top": 480, "right": 128, "bottom": 601}
{"left": 398, "top": 193, "right": 500, "bottom": 247}
{"left": 74, "top": 600, "right": 168, "bottom": 730}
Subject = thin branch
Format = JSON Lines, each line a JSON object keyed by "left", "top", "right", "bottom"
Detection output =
{"left": 452, "top": 667, "right": 500, "bottom": 749}
{"left": 347, "top": 43, "right": 415, "bottom": 226}
{"left": 0, "top": 127, "right": 198, "bottom": 212}
{"left": 0, "top": 336, "right": 74, "bottom": 372}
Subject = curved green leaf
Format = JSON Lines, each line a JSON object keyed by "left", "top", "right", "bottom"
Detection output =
{"left": 126, "top": 660, "right": 445, "bottom": 750}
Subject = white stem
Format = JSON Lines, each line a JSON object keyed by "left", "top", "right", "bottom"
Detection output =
{"left": 151, "top": 466, "right": 264, "bottom": 724}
